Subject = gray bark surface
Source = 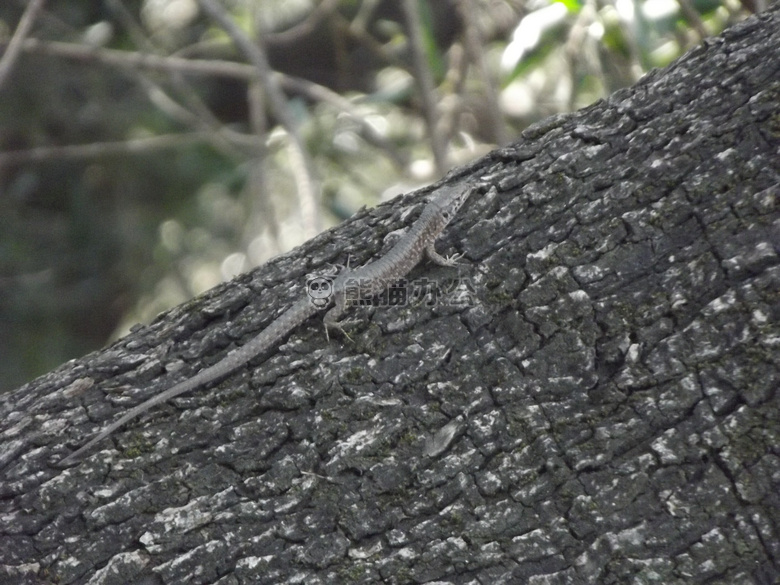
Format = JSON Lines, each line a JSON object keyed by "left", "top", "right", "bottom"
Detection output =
{"left": 2, "top": 7, "right": 779, "bottom": 585}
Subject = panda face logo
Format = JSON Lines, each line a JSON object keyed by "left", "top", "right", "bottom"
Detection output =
{"left": 307, "top": 276, "right": 334, "bottom": 307}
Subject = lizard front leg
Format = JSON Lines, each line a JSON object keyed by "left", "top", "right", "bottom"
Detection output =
{"left": 426, "top": 241, "right": 462, "bottom": 267}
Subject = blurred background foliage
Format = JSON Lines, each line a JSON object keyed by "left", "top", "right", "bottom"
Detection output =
{"left": 0, "top": 0, "right": 756, "bottom": 392}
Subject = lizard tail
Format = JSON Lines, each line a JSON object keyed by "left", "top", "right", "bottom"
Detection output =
{"left": 59, "top": 299, "right": 318, "bottom": 466}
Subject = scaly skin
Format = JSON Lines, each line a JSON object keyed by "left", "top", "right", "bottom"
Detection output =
{"left": 60, "top": 180, "right": 477, "bottom": 465}
{"left": 324, "top": 181, "right": 474, "bottom": 333}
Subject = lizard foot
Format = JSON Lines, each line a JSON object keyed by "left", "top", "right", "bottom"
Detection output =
{"left": 426, "top": 243, "right": 464, "bottom": 267}
{"left": 324, "top": 319, "right": 356, "bottom": 343}
{"left": 440, "top": 253, "right": 463, "bottom": 266}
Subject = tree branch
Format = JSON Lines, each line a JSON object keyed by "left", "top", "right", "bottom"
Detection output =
{"left": 0, "top": 0, "right": 47, "bottom": 91}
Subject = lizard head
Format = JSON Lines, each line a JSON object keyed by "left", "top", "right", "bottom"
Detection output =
{"left": 433, "top": 182, "right": 475, "bottom": 227}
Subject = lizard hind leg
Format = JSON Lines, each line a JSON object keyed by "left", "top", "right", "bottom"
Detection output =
{"left": 323, "top": 291, "right": 356, "bottom": 342}
{"left": 325, "top": 320, "right": 354, "bottom": 343}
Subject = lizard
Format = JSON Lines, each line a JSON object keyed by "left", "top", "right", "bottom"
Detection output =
{"left": 59, "top": 179, "right": 478, "bottom": 465}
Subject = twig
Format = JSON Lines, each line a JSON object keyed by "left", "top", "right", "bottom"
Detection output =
{"left": 280, "top": 74, "right": 406, "bottom": 167}
{"left": 18, "top": 38, "right": 389, "bottom": 147}
{"left": 264, "top": 0, "right": 340, "bottom": 45}
{"left": 16, "top": 36, "right": 257, "bottom": 79}
{"left": 676, "top": 0, "right": 709, "bottom": 42}
{"left": 0, "top": 0, "right": 47, "bottom": 91}
{"left": 245, "top": 80, "right": 280, "bottom": 256}
{"left": 13, "top": 37, "right": 406, "bottom": 168}
{"left": 0, "top": 132, "right": 218, "bottom": 166}
{"left": 102, "top": 2, "right": 250, "bottom": 157}
{"left": 197, "top": 0, "right": 321, "bottom": 238}
{"left": 456, "top": 0, "right": 507, "bottom": 146}
{"left": 401, "top": 0, "right": 448, "bottom": 174}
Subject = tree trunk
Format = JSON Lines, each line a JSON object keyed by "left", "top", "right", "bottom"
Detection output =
{"left": 2, "top": 7, "right": 779, "bottom": 585}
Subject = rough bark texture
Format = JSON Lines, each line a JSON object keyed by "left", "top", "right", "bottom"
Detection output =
{"left": 2, "top": 8, "right": 779, "bottom": 585}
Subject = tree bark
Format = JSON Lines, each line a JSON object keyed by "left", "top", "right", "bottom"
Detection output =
{"left": 2, "top": 7, "right": 779, "bottom": 585}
